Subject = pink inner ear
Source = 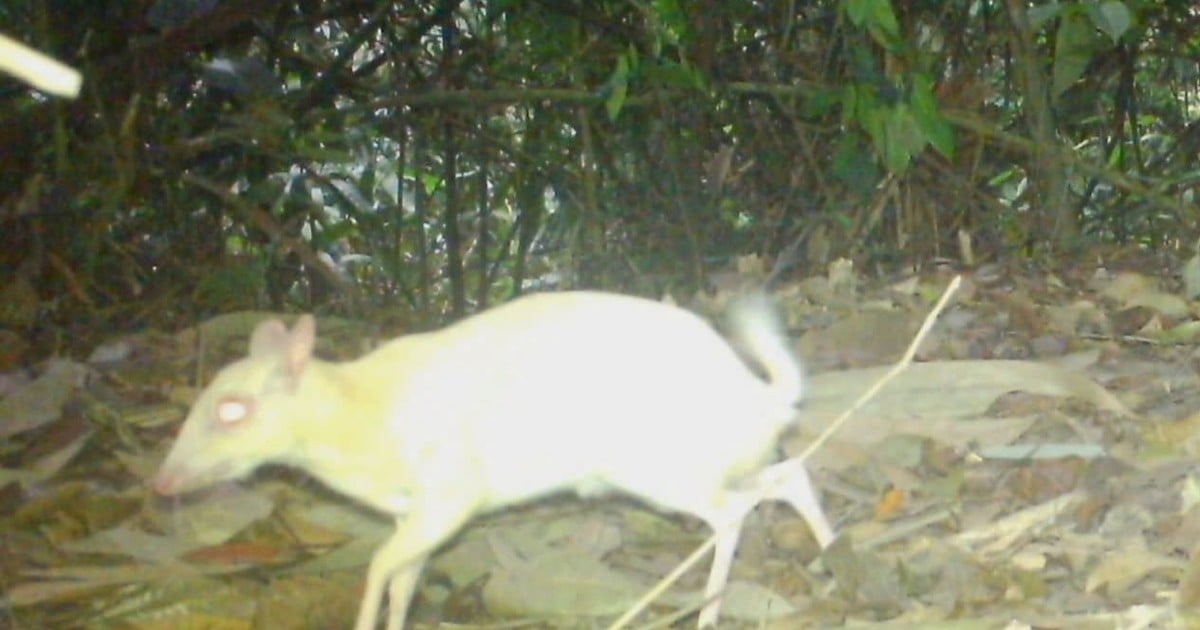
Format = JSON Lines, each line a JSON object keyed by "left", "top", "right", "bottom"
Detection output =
{"left": 249, "top": 319, "right": 289, "bottom": 357}
{"left": 286, "top": 315, "right": 317, "bottom": 377}
{"left": 216, "top": 397, "right": 252, "bottom": 425}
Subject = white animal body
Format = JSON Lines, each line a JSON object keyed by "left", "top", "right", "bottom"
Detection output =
{"left": 152, "top": 291, "right": 833, "bottom": 629}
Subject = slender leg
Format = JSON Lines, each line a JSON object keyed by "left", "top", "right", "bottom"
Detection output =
{"left": 696, "top": 461, "right": 834, "bottom": 628}
{"left": 697, "top": 521, "right": 743, "bottom": 626}
{"left": 697, "top": 496, "right": 756, "bottom": 628}
{"left": 756, "top": 459, "right": 834, "bottom": 547}
{"left": 384, "top": 564, "right": 424, "bottom": 630}
{"left": 354, "top": 482, "right": 480, "bottom": 630}
{"left": 353, "top": 515, "right": 455, "bottom": 630}
{"left": 354, "top": 545, "right": 390, "bottom": 630}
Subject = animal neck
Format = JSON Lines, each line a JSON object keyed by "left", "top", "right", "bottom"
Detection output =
{"left": 281, "top": 355, "right": 416, "bottom": 514}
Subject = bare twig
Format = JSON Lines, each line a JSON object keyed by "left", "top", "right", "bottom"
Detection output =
{"left": 800, "top": 274, "right": 962, "bottom": 459}
{"left": 0, "top": 33, "right": 82, "bottom": 97}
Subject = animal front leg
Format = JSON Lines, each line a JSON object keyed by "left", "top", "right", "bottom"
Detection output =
{"left": 354, "top": 527, "right": 420, "bottom": 630}
{"left": 385, "top": 562, "right": 424, "bottom": 630}
{"left": 355, "top": 476, "right": 481, "bottom": 630}
{"left": 353, "top": 516, "right": 446, "bottom": 630}
{"left": 355, "top": 553, "right": 387, "bottom": 630}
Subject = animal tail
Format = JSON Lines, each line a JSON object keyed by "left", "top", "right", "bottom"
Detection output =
{"left": 727, "top": 293, "right": 804, "bottom": 406}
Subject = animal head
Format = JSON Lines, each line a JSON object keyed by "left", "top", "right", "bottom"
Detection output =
{"left": 153, "top": 315, "right": 317, "bottom": 495}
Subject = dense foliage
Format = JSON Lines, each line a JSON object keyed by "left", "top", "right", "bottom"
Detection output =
{"left": 1, "top": 0, "right": 1197, "bottom": 328}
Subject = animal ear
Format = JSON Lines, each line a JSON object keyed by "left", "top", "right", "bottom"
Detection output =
{"left": 284, "top": 315, "right": 316, "bottom": 377}
{"left": 249, "top": 319, "right": 290, "bottom": 358}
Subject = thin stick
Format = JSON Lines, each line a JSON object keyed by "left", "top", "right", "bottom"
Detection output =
{"left": 0, "top": 33, "right": 82, "bottom": 97}
{"left": 607, "top": 275, "right": 962, "bottom": 629}
{"left": 799, "top": 274, "right": 962, "bottom": 459}
{"left": 605, "top": 536, "right": 716, "bottom": 630}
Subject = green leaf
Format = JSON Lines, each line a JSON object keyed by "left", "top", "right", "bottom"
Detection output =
{"left": 844, "top": 0, "right": 900, "bottom": 43}
{"left": 643, "top": 59, "right": 706, "bottom": 91}
{"left": 651, "top": 0, "right": 688, "bottom": 44}
{"left": 421, "top": 172, "right": 443, "bottom": 193}
{"left": 833, "top": 133, "right": 879, "bottom": 191}
{"left": 841, "top": 84, "right": 874, "bottom": 127}
{"left": 1090, "top": 0, "right": 1132, "bottom": 43}
{"left": 881, "top": 105, "right": 926, "bottom": 173}
{"left": 844, "top": 0, "right": 870, "bottom": 25}
{"left": 803, "top": 87, "right": 842, "bottom": 118}
{"left": 909, "top": 74, "right": 955, "bottom": 158}
{"left": 359, "top": 167, "right": 376, "bottom": 198}
{"left": 1027, "top": 3, "right": 1064, "bottom": 31}
{"left": 605, "top": 54, "right": 631, "bottom": 121}
{"left": 682, "top": 60, "right": 707, "bottom": 91}
{"left": 1051, "top": 12, "right": 1099, "bottom": 98}
{"left": 320, "top": 220, "right": 359, "bottom": 244}
{"left": 858, "top": 103, "right": 886, "bottom": 158}
{"left": 840, "top": 85, "right": 857, "bottom": 125}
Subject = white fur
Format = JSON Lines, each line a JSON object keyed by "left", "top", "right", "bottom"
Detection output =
{"left": 154, "top": 291, "right": 833, "bottom": 629}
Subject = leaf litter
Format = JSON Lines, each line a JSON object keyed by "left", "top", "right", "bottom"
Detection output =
{"left": 2, "top": 260, "right": 1199, "bottom": 627}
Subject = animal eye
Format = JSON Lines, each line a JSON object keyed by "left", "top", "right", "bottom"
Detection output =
{"left": 216, "top": 397, "right": 253, "bottom": 425}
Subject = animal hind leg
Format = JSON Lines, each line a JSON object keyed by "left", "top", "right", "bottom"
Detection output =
{"left": 755, "top": 458, "right": 834, "bottom": 547}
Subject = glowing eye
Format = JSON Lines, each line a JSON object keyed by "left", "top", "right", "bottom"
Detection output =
{"left": 216, "top": 397, "right": 252, "bottom": 425}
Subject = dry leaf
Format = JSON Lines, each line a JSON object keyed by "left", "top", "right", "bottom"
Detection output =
{"left": 0, "top": 359, "right": 90, "bottom": 438}
{"left": 796, "top": 359, "right": 1133, "bottom": 471}
{"left": 875, "top": 489, "right": 909, "bottom": 522}
{"left": 1085, "top": 548, "right": 1183, "bottom": 595}
{"left": 149, "top": 484, "right": 274, "bottom": 549}
{"left": 484, "top": 546, "right": 651, "bottom": 617}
